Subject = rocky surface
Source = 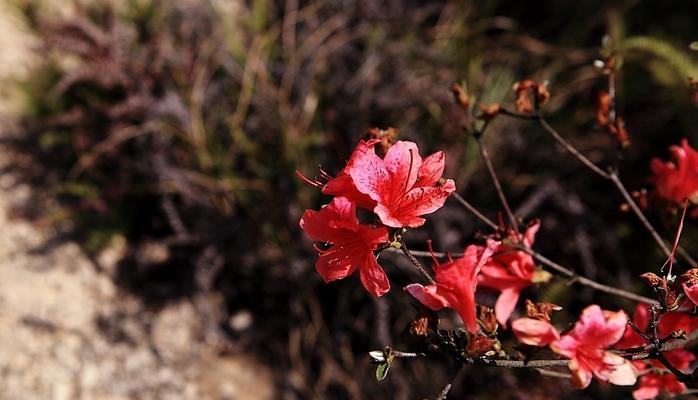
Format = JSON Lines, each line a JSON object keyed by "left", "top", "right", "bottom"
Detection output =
{"left": 0, "top": 3, "right": 274, "bottom": 399}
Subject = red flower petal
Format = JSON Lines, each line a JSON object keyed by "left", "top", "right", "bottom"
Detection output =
{"left": 415, "top": 151, "right": 445, "bottom": 187}
{"left": 300, "top": 197, "right": 389, "bottom": 296}
{"left": 511, "top": 318, "right": 560, "bottom": 346}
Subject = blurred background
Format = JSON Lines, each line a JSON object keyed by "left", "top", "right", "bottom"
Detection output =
{"left": 0, "top": 0, "right": 697, "bottom": 398}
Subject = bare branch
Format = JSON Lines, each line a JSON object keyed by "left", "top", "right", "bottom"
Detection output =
{"left": 398, "top": 240, "right": 435, "bottom": 284}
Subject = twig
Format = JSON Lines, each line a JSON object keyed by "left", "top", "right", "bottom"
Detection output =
{"left": 474, "top": 135, "right": 519, "bottom": 232}
{"left": 398, "top": 240, "right": 435, "bottom": 284}
{"left": 450, "top": 192, "right": 499, "bottom": 231}
{"left": 516, "top": 245, "right": 658, "bottom": 305}
{"left": 536, "top": 115, "right": 610, "bottom": 179}
{"left": 506, "top": 110, "right": 693, "bottom": 265}
{"left": 677, "top": 246, "right": 697, "bottom": 268}
{"left": 384, "top": 245, "right": 657, "bottom": 305}
{"left": 654, "top": 349, "right": 694, "bottom": 384}
{"left": 608, "top": 171, "right": 672, "bottom": 259}
{"left": 391, "top": 329, "right": 698, "bottom": 370}
{"left": 536, "top": 369, "right": 572, "bottom": 379}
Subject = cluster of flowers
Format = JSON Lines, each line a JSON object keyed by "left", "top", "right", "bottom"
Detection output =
{"left": 405, "top": 221, "right": 550, "bottom": 332}
{"left": 512, "top": 303, "right": 698, "bottom": 397}
{"left": 617, "top": 304, "right": 698, "bottom": 399}
{"left": 299, "top": 136, "right": 698, "bottom": 397}
{"left": 299, "top": 138, "right": 549, "bottom": 328}
{"left": 299, "top": 139, "right": 456, "bottom": 297}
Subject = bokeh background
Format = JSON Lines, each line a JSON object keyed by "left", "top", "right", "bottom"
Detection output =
{"left": 0, "top": 0, "right": 697, "bottom": 398}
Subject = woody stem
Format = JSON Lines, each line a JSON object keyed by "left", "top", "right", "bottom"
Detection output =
{"left": 386, "top": 244, "right": 657, "bottom": 305}
{"left": 501, "top": 109, "right": 695, "bottom": 265}
{"left": 515, "top": 245, "right": 659, "bottom": 305}
{"left": 536, "top": 115, "right": 610, "bottom": 179}
{"left": 608, "top": 170, "right": 672, "bottom": 259}
{"left": 398, "top": 239, "right": 435, "bottom": 284}
{"left": 474, "top": 134, "right": 519, "bottom": 232}
{"left": 450, "top": 192, "right": 499, "bottom": 230}
{"left": 391, "top": 329, "right": 698, "bottom": 370}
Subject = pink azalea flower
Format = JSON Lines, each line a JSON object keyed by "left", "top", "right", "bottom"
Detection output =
{"left": 616, "top": 304, "right": 698, "bottom": 349}
{"left": 404, "top": 241, "right": 497, "bottom": 333}
{"left": 511, "top": 317, "right": 560, "bottom": 346}
{"left": 650, "top": 139, "right": 698, "bottom": 204}
{"left": 616, "top": 306, "right": 697, "bottom": 399}
{"left": 478, "top": 222, "right": 546, "bottom": 326}
{"left": 512, "top": 305, "right": 637, "bottom": 389}
{"left": 633, "top": 369, "right": 688, "bottom": 400}
{"left": 300, "top": 197, "right": 390, "bottom": 296}
{"left": 632, "top": 349, "right": 695, "bottom": 400}
{"left": 322, "top": 139, "right": 381, "bottom": 210}
{"left": 347, "top": 140, "right": 456, "bottom": 228}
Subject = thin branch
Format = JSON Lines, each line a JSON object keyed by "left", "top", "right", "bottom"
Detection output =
{"left": 498, "top": 107, "right": 539, "bottom": 120}
{"left": 474, "top": 135, "right": 519, "bottom": 232}
{"left": 654, "top": 350, "right": 694, "bottom": 384}
{"left": 450, "top": 192, "right": 499, "bottom": 231}
{"left": 398, "top": 240, "right": 435, "bottom": 284}
{"left": 391, "top": 329, "right": 698, "bottom": 370}
{"left": 384, "top": 245, "right": 657, "bottom": 305}
{"left": 677, "top": 246, "right": 697, "bottom": 268}
{"left": 536, "top": 369, "right": 572, "bottom": 379}
{"left": 608, "top": 171, "right": 672, "bottom": 258}
{"left": 516, "top": 245, "right": 659, "bottom": 305}
{"left": 508, "top": 110, "right": 695, "bottom": 265}
{"left": 536, "top": 115, "right": 610, "bottom": 179}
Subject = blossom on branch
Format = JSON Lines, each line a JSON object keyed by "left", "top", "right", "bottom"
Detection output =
{"left": 347, "top": 140, "right": 456, "bottom": 228}
{"left": 616, "top": 303, "right": 698, "bottom": 349}
{"left": 300, "top": 197, "right": 390, "bottom": 297}
{"left": 632, "top": 366, "right": 691, "bottom": 400}
{"left": 478, "top": 222, "right": 550, "bottom": 327}
{"left": 513, "top": 305, "right": 637, "bottom": 389}
{"left": 650, "top": 139, "right": 698, "bottom": 204}
{"left": 615, "top": 304, "right": 698, "bottom": 399}
{"left": 631, "top": 350, "right": 695, "bottom": 400}
{"left": 404, "top": 241, "right": 497, "bottom": 333}
{"left": 322, "top": 139, "right": 381, "bottom": 210}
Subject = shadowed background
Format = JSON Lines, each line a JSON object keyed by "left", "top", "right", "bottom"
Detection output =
{"left": 0, "top": 0, "right": 697, "bottom": 398}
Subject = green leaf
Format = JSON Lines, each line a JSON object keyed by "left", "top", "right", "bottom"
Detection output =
{"left": 375, "top": 362, "right": 390, "bottom": 381}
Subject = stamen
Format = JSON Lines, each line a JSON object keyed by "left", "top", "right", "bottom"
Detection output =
{"left": 318, "top": 165, "right": 334, "bottom": 181}
{"left": 295, "top": 170, "right": 324, "bottom": 188}
{"left": 427, "top": 240, "right": 441, "bottom": 267}
{"left": 664, "top": 199, "right": 689, "bottom": 278}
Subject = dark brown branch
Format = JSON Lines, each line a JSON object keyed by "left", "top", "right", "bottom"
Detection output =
{"left": 608, "top": 171, "right": 672, "bottom": 259}
{"left": 516, "top": 245, "right": 658, "bottom": 305}
{"left": 502, "top": 110, "right": 696, "bottom": 266}
{"left": 474, "top": 135, "right": 519, "bottom": 232}
{"left": 450, "top": 192, "right": 499, "bottom": 231}
{"left": 391, "top": 329, "right": 698, "bottom": 371}
{"left": 537, "top": 115, "right": 610, "bottom": 179}
{"left": 398, "top": 240, "right": 435, "bottom": 284}
{"left": 385, "top": 245, "right": 657, "bottom": 305}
